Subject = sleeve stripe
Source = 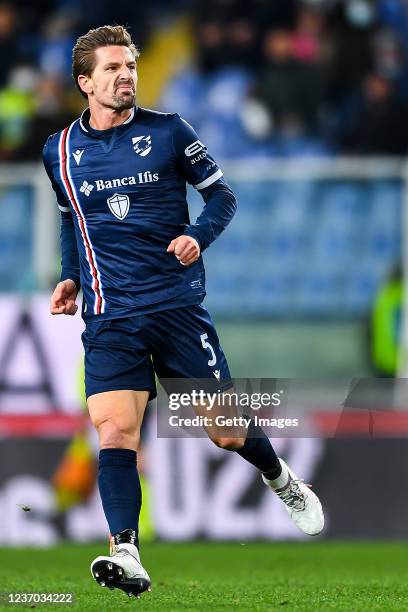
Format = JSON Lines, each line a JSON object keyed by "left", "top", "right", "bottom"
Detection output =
{"left": 194, "top": 169, "right": 223, "bottom": 191}
{"left": 58, "top": 204, "right": 71, "bottom": 212}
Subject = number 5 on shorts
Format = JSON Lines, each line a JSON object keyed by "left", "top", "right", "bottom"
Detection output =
{"left": 200, "top": 333, "right": 217, "bottom": 367}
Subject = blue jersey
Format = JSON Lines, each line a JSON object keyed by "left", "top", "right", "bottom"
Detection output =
{"left": 43, "top": 106, "right": 236, "bottom": 321}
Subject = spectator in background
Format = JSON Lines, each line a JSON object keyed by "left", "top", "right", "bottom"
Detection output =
{"left": 2, "top": 0, "right": 408, "bottom": 158}
{"left": 291, "top": 2, "right": 326, "bottom": 64}
{"left": 196, "top": 15, "right": 257, "bottom": 72}
{"left": 244, "top": 27, "right": 325, "bottom": 139}
{"left": 196, "top": 19, "right": 228, "bottom": 73}
{"left": 371, "top": 27, "right": 408, "bottom": 99}
{"left": 326, "top": 0, "right": 377, "bottom": 106}
{"left": 0, "top": 2, "right": 19, "bottom": 88}
{"left": 0, "top": 63, "right": 37, "bottom": 159}
{"left": 11, "top": 0, "right": 56, "bottom": 33}
{"left": 373, "top": 28, "right": 405, "bottom": 80}
{"left": 224, "top": 18, "right": 257, "bottom": 67}
{"left": 39, "top": 12, "right": 78, "bottom": 83}
{"left": 14, "top": 74, "right": 78, "bottom": 161}
{"left": 339, "top": 72, "right": 408, "bottom": 154}
{"left": 194, "top": 0, "right": 297, "bottom": 73}
{"left": 378, "top": 0, "right": 408, "bottom": 60}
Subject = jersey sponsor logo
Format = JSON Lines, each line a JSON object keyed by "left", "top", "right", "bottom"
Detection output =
{"left": 77, "top": 172, "right": 159, "bottom": 196}
{"left": 79, "top": 180, "right": 94, "bottom": 196}
{"left": 73, "top": 149, "right": 84, "bottom": 165}
{"left": 190, "top": 152, "right": 207, "bottom": 165}
{"left": 132, "top": 135, "right": 152, "bottom": 157}
{"left": 95, "top": 171, "right": 159, "bottom": 191}
{"left": 184, "top": 140, "right": 206, "bottom": 157}
{"left": 107, "top": 193, "right": 130, "bottom": 220}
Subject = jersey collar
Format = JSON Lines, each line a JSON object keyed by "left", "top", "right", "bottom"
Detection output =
{"left": 79, "top": 105, "right": 138, "bottom": 136}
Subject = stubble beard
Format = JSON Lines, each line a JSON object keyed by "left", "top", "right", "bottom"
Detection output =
{"left": 111, "top": 93, "right": 135, "bottom": 111}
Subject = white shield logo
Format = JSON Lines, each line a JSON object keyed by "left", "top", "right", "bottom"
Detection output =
{"left": 132, "top": 135, "right": 152, "bottom": 157}
{"left": 107, "top": 193, "right": 130, "bottom": 220}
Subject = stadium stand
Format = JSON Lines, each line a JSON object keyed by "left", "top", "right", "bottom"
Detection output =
{"left": 0, "top": 0, "right": 407, "bottom": 320}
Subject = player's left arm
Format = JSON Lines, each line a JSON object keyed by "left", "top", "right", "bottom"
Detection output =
{"left": 167, "top": 115, "right": 237, "bottom": 266}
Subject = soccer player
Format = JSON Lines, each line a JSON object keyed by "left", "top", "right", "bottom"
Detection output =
{"left": 43, "top": 25, "right": 324, "bottom": 599}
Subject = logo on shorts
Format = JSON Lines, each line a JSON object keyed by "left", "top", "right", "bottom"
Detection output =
{"left": 107, "top": 193, "right": 130, "bottom": 220}
{"left": 213, "top": 370, "right": 220, "bottom": 381}
{"left": 132, "top": 135, "right": 152, "bottom": 157}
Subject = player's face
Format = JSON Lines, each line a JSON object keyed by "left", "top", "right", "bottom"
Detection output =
{"left": 87, "top": 46, "right": 137, "bottom": 110}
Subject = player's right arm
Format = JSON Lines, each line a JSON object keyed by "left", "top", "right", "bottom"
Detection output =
{"left": 43, "top": 135, "right": 80, "bottom": 315}
{"left": 50, "top": 279, "right": 78, "bottom": 315}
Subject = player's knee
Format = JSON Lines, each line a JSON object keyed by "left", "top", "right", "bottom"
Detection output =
{"left": 96, "top": 418, "right": 139, "bottom": 450}
{"left": 211, "top": 436, "right": 246, "bottom": 451}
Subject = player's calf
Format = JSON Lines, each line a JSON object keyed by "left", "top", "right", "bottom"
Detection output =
{"left": 209, "top": 435, "right": 246, "bottom": 450}
{"left": 209, "top": 417, "right": 325, "bottom": 535}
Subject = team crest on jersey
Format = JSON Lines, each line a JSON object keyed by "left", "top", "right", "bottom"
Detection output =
{"left": 132, "top": 135, "right": 152, "bottom": 157}
{"left": 107, "top": 193, "right": 130, "bottom": 220}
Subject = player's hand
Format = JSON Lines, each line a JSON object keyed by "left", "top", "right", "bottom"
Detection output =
{"left": 50, "top": 279, "right": 78, "bottom": 315}
{"left": 167, "top": 235, "right": 200, "bottom": 266}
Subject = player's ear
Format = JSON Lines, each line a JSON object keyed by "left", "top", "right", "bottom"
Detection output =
{"left": 78, "top": 74, "right": 93, "bottom": 96}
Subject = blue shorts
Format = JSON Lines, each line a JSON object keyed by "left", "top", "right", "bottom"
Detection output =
{"left": 82, "top": 304, "right": 231, "bottom": 399}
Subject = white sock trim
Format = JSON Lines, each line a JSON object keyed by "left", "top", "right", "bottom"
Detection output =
{"left": 266, "top": 460, "right": 289, "bottom": 490}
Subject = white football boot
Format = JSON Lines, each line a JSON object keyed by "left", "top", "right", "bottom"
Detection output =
{"left": 262, "top": 458, "right": 324, "bottom": 536}
{"left": 91, "top": 529, "right": 151, "bottom": 598}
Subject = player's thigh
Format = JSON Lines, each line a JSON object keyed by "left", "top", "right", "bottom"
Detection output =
{"left": 82, "top": 317, "right": 156, "bottom": 448}
{"left": 148, "top": 305, "right": 245, "bottom": 442}
{"left": 82, "top": 318, "right": 156, "bottom": 400}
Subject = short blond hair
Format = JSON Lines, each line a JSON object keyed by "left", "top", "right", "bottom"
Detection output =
{"left": 72, "top": 25, "right": 139, "bottom": 98}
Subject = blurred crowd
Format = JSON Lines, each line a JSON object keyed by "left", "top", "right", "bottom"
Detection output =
{"left": 2, "top": 0, "right": 408, "bottom": 160}
{"left": 190, "top": 0, "right": 408, "bottom": 156}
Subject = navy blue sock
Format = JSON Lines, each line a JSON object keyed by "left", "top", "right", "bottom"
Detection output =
{"left": 98, "top": 448, "right": 141, "bottom": 547}
{"left": 236, "top": 419, "right": 281, "bottom": 477}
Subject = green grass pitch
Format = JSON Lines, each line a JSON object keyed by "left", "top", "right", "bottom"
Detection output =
{"left": 1, "top": 541, "right": 408, "bottom": 611}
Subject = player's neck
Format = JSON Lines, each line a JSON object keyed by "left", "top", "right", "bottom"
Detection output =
{"left": 88, "top": 104, "right": 133, "bottom": 131}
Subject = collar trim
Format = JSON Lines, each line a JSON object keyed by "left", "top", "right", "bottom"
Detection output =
{"left": 79, "top": 106, "right": 135, "bottom": 134}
